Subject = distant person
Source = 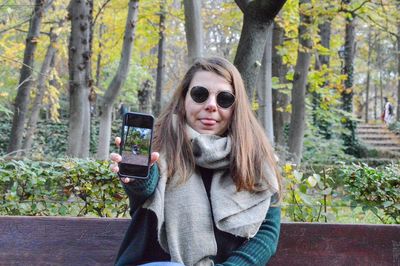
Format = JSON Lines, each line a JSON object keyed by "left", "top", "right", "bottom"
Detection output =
{"left": 383, "top": 97, "right": 394, "bottom": 125}
{"left": 110, "top": 57, "right": 281, "bottom": 265}
{"left": 132, "top": 144, "right": 139, "bottom": 155}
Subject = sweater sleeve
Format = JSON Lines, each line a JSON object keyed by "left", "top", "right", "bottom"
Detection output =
{"left": 123, "top": 164, "right": 160, "bottom": 214}
{"left": 216, "top": 206, "right": 281, "bottom": 266}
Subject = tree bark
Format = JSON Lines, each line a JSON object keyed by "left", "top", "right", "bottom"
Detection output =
{"left": 183, "top": 0, "right": 203, "bottom": 64}
{"left": 95, "top": 23, "right": 105, "bottom": 88}
{"left": 96, "top": 0, "right": 139, "bottom": 160}
{"left": 374, "top": 75, "right": 378, "bottom": 120}
{"left": 7, "top": 0, "right": 47, "bottom": 155}
{"left": 272, "top": 21, "right": 289, "bottom": 146}
{"left": 397, "top": 21, "right": 400, "bottom": 121}
{"left": 22, "top": 29, "right": 58, "bottom": 155}
{"left": 365, "top": 29, "right": 371, "bottom": 123}
{"left": 154, "top": 0, "right": 166, "bottom": 116}
{"left": 233, "top": 0, "right": 286, "bottom": 98}
{"left": 257, "top": 23, "right": 274, "bottom": 144}
{"left": 288, "top": 0, "right": 312, "bottom": 164}
{"left": 341, "top": 1, "right": 357, "bottom": 154}
{"left": 67, "top": 0, "right": 93, "bottom": 158}
{"left": 312, "top": 19, "right": 332, "bottom": 139}
{"left": 138, "top": 80, "right": 152, "bottom": 113}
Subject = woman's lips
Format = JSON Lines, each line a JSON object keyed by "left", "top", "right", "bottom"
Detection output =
{"left": 200, "top": 118, "right": 217, "bottom": 126}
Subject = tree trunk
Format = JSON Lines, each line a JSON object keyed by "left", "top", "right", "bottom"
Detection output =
{"left": 272, "top": 21, "right": 289, "bottom": 146}
{"left": 96, "top": 0, "right": 139, "bottom": 160}
{"left": 67, "top": 0, "right": 93, "bottom": 158}
{"left": 138, "top": 80, "right": 152, "bottom": 113}
{"left": 374, "top": 78, "right": 378, "bottom": 120}
{"left": 397, "top": 22, "right": 400, "bottom": 121}
{"left": 257, "top": 23, "right": 274, "bottom": 144}
{"left": 183, "top": 0, "right": 203, "bottom": 64}
{"left": 312, "top": 19, "right": 332, "bottom": 139}
{"left": 22, "top": 29, "right": 58, "bottom": 155}
{"left": 318, "top": 21, "right": 331, "bottom": 67}
{"left": 365, "top": 29, "right": 371, "bottom": 123}
{"left": 233, "top": 0, "right": 286, "bottom": 99}
{"left": 288, "top": 0, "right": 312, "bottom": 164}
{"left": 154, "top": 0, "right": 166, "bottom": 116}
{"left": 341, "top": 3, "right": 357, "bottom": 154}
{"left": 95, "top": 23, "right": 105, "bottom": 88}
{"left": 7, "top": 0, "right": 47, "bottom": 155}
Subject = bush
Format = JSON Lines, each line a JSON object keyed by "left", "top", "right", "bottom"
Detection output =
{"left": 388, "top": 121, "right": 400, "bottom": 134}
{"left": 281, "top": 164, "right": 338, "bottom": 222}
{"left": 0, "top": 158, "right": 128, "bottom": 217}
{"left": 339, "top": 163, "right": 400, "bottom": 224}
{"left": 0, "top": 118, "right": 122, "bottom": 158}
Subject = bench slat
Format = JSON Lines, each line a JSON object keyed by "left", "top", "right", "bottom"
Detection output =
{"left": 0, "top": 216, "right": 398, "bottom": 266}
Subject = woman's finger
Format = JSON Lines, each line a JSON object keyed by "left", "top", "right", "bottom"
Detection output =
{"left": 115, "top": 137, "right": 121, "bottom": 147}
{"left": 110, "top": 152, "right": 122, "bottom": 163}
{"left": 121, "top": 177, "right": 131, "bottom": 183}
{"left": 110, "top": 163, "right": 119, "bottom": 173}
{"left": 150, "top": 152, "right": 160, "bottom": 166}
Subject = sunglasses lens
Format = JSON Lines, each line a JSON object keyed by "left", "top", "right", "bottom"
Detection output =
{"left": 217, "top": 91, "right": 235, "bottom": 108}
{"left": 190, "top": 86, "right": 209, "bottom": 103}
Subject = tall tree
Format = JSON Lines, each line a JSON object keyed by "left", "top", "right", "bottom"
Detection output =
{"left": 22, "top": 28, "right": 59, "bottom": 155}
{"left": 95, "top": 23, "right": 105, "bottom": 89}
{"left": 288, "top": 0, "right": 313, "bottom": 164}
{"left": 138, "top": 79, "right": 152, "bottom": 113}
{"left": 67, "top": 0, "right": 93, "bottom": 158}
{"left": 183, "top": 0, "right": 203, "bottom": 64}
{"left": 154, "top": 0, "right": 166, "bottom": 116}
{"left": 96, "top": 0, "right": 139, "bottom": 160}
{"left": 7, "top": 0, "right": 48, "bottom": 155}
{"left": 257, "top": 24, "right": 274, "bottom": 143}
{"left": 365, "top": 29, "right": 371, "bottom": 123}
{"left": 233, "top": 0, "right": 287, "bottom": 98}
{"left": 312, "top": 11, "right": 333, "bottom": 139}
{"left": 397, "top": 1, "right": 400, "bottom": 121}
{"left": 341, "top": 0, "right": 357, "bottom": 154}
{"left": 272, "top": 20, "right": 289, "bottom": 146}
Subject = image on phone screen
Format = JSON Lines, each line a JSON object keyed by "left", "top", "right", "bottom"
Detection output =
{"left": 121, "top": 125, "right": 151, "bottom": 166}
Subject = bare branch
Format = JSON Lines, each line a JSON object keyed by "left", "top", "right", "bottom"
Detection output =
{"left": 350, "top": 0, "right": 371, "bottom": 14}
{"left": 0, "top": 0, "right": 55, "bottom": 35}
{"left": 358, "top": 13, "right": 398, "bottom": 38}
{"left": 0, "top": 18, "right": 30, "bottom": 35}
{"left": 92, "top": 0, "right": 112, "bottom": 26}
{"left": 14, "top": 28, "right": 51, "bottom": 36}
{"left": 0, "top": 54, "right": 51, "bottom": 79}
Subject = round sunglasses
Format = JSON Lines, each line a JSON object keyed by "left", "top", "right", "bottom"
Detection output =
{"left": 189, "top": 86, "right": 235, "bottom": 109}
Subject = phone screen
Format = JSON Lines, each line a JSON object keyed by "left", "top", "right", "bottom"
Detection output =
{"left": 119, "top": 112, "right": 154, "bottom": 179}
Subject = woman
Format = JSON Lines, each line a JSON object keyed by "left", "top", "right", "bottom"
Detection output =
{"left": 110, "top": 57, "right": 281, "bottom": 266}
{"left": 383, "top": 97, "right": 394, "bottom": 125}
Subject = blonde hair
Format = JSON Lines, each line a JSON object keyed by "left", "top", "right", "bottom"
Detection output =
{"left": 153, "top": 57, "right": 281, "bottom": 194}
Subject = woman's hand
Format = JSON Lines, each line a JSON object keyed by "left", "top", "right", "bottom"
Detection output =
{"left": 110, "top": 137, "right": 160, "bottom": 184}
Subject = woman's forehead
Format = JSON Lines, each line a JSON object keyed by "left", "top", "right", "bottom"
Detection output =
{"left": 189, "top": 71, "right": 233, "bottom": 92}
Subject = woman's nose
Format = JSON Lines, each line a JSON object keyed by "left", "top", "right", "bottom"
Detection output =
{"left": 204, "top": 94, "right": 217, "bottom": 111}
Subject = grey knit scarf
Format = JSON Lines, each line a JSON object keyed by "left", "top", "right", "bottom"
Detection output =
{"left": 143, "top": 126, "right": 278, "bottom": 266}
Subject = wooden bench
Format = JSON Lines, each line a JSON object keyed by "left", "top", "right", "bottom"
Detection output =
{"left": 0, "top": 216, "right": 399, "bottom": 265}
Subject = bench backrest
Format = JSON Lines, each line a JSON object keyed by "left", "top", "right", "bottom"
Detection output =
{"left": 0, "top": 216, "right": 399, "bottom": 265}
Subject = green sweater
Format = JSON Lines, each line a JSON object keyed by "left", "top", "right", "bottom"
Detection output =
{"left": 121, "top": 165, "right": 281, "bottom": 266}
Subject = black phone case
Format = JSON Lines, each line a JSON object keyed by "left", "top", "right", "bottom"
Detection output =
{"left": 118, "top": 112, "right": 154, "bottom": 179}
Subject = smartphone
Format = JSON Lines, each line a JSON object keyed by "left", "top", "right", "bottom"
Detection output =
{"left": 118, "top": 112, "right": 154, "bottom": 179}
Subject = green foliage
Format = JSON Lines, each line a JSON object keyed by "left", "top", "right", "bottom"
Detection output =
{"left": 339, "top": 163, "right": 400, "bottom": 224}
{"left": 0, "top": 118, "right": 122, "bottom": 158}
{"left": 282, "top": 164, "right": 339, "bottom": 222}
{"left": 388, "top": 121, "right": 400, "bottom": 135}
{"left": 302, "top": 132, "right": 349, "bottom": 163}
{"left": 0, "top": 158, "right": 128, "bottom": 217}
